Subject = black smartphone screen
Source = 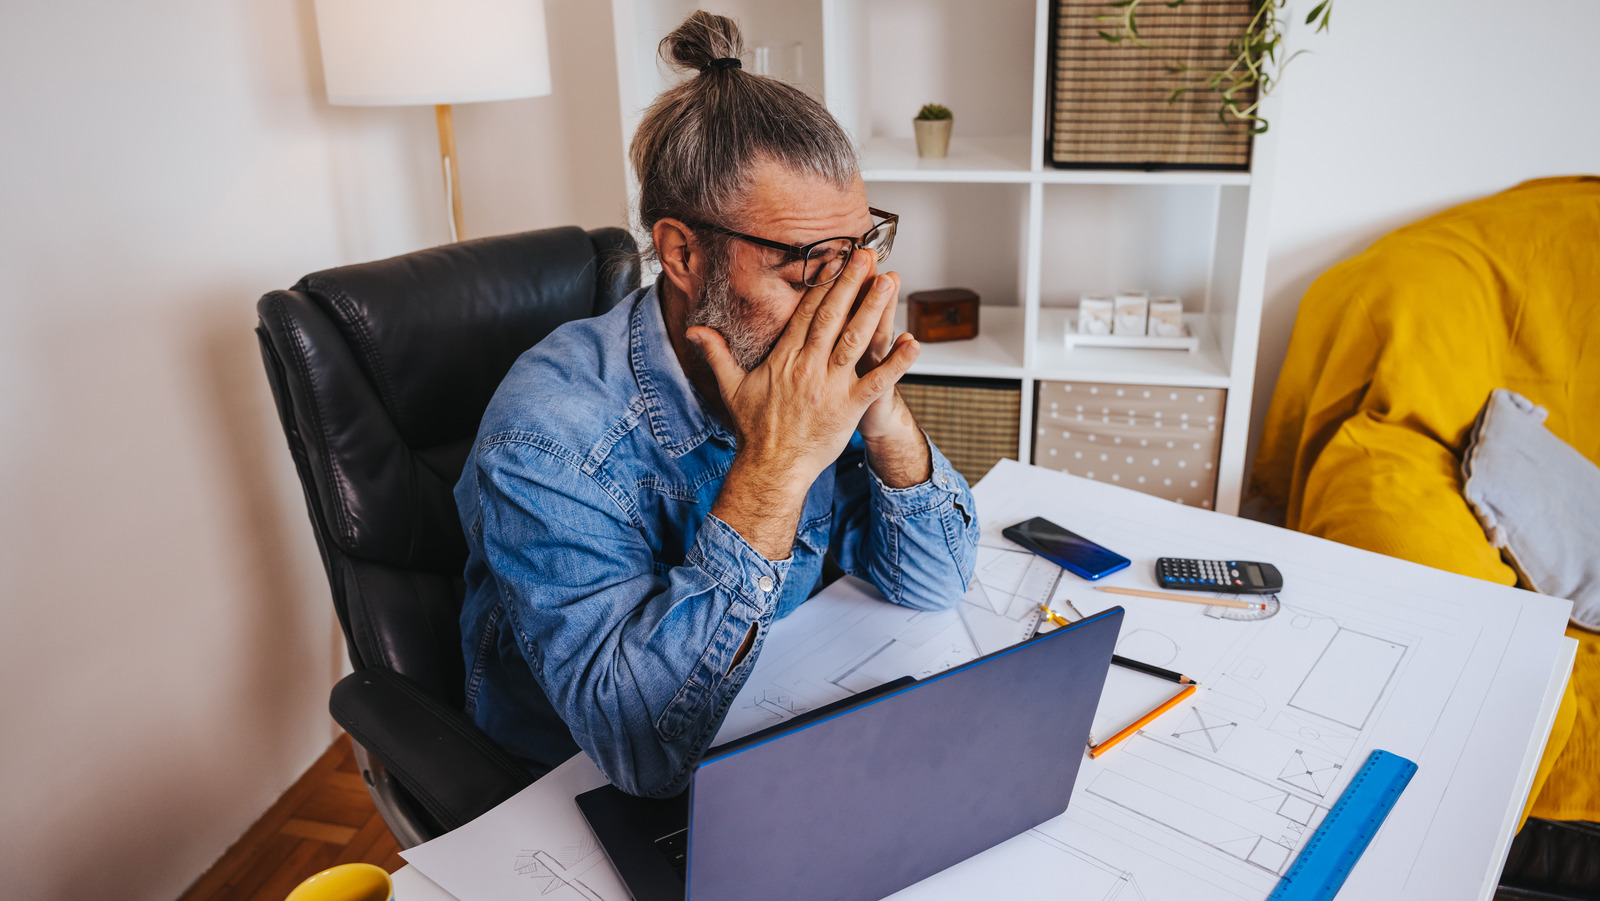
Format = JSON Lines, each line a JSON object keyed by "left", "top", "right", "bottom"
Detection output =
{"left": 1003, "top": 517, "right": 1131, "bottom": 581}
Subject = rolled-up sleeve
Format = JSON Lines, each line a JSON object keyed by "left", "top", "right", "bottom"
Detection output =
{"left": 830, "top": 433, "right": 980, "bottom": 610}
{"left": 474, "top": 439, "right": 783, "bottom": 798}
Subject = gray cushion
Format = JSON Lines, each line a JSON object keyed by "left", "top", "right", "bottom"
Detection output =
{"left": 1461, "top": 389, "right": 1599, "bottom": 631}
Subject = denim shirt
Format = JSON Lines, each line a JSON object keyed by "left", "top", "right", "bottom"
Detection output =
{"left": 455, "top": 281, "right": 980, "bottom": 797}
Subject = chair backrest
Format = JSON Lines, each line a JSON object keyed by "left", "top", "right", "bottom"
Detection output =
{"left": 257, "top": 226, "right": 639, "bottom": 707}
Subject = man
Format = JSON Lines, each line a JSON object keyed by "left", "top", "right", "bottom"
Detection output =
{"left": 456, "top": 11, "right": 980, "bottom": 798}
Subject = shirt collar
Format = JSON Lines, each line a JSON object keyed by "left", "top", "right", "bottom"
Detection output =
{"left": 630, "top": 278, "right": 734, "bottom": 456}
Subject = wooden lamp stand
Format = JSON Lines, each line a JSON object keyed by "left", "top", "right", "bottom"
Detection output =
{"left": 434, "top": 104, "right": 465, "bottom": 243}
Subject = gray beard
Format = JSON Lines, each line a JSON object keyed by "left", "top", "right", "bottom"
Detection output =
{"left": 685, "top": 258, "right": 782, "bottom": 371}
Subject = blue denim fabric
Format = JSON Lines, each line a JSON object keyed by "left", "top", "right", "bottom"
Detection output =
{"left": 456, "top": 281, "right": 980, "bottom": 797}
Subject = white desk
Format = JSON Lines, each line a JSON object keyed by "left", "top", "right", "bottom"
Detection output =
{"left": 391, "top": 462, "right": 1576, "bottom": 901}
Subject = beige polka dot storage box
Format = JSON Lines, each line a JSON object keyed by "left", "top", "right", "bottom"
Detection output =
{"left": 1032, "top": 380, "right": 1225, "bottom": 508}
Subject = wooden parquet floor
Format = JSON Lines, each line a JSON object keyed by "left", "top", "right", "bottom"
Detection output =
{"left": 178, "top": 734, "right": 404, "bottom": 901}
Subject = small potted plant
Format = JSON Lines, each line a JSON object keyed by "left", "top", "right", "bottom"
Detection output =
{"left": 913, "top": 103, "right": 953, "bottom": 159}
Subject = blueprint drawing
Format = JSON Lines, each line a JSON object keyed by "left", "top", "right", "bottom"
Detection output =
{"left": 714, "top": 547, "right": 1047, "bottom": 745}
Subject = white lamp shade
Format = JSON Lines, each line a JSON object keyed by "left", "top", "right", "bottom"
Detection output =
{"left": 314, "top": 0, "right": 552, "bottom": 106}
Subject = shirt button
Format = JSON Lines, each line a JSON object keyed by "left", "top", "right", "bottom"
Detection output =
{"left": 941, "top": 474, "right": 950, "bottom": 486}
{"left": 757, "top": 576, "right": 774, "bottom": 593}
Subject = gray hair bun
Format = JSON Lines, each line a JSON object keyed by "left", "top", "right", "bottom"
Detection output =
{"left": 631, "top": 10, "right": 858, "bottom": 248}
{"left": 661, "top": 11, "right": 745, "bottom": 76}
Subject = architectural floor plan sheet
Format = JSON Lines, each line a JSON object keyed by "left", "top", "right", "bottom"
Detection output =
{"left": 891, "top": 461, "right": 1571, "bottom": 901}
{"left": 402, "top": 460, "right": 1572, "bottom": 901}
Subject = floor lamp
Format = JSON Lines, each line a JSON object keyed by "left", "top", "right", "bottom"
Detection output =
{"left": 313, "top": 0, "right": 552, "bottom": 242}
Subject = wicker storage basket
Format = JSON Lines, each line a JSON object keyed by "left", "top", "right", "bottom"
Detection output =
{"left": 1048, "top": 0, "right": 1256, "bottom": 169}
{"left": 898, "top": 376, "right": 1021, "bottom": 486}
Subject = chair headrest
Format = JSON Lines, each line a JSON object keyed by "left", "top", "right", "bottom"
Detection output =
{"left": 257, "top": 226, "right": 637, "bottom": 574}
{"left": 295, "top": 226, "right": 636, "bottom": 449}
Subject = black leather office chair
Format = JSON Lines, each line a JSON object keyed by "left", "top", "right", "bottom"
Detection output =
{"left": 256, "top": 226, "right": 640, "bottom": 846}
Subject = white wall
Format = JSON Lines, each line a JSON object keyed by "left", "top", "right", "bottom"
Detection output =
{"left": 1248, "top": 0, "right": 1600, "bottom": 487}
{"left": 0, "top": 1, "right": 624, "bottom": 898}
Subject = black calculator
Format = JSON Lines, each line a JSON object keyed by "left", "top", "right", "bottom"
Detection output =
{"left": 1156, "top": 557, "right": 1283, "bottom": 594}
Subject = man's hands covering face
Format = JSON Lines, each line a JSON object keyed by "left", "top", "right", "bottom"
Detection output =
{"left": 688, "top": 251, "right": 924, "bottom": 560}
{"left": 851, "top": 269, "right": 915, "bottom": 441}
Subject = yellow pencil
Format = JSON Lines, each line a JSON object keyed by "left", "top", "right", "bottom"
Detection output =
{"left": 1095, "top": 585, "right": 1266, "bottom": 611}
{"left": 1088, "top": 683, "right": 1197, "bottom": 759}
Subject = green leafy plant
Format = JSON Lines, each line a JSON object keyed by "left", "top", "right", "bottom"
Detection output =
{"left": 915, "top": 103, "right": 953, "bottom": 121}
{"left": 1095, "top": 0, "right": 1333, "bottom": 133}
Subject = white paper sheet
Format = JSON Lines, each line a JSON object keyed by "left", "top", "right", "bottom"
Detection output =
{"left": 400, "top": 461, "right": 1572, "bottom": 901}
{"left": 888, "top": 460, "right": 1571, "bottom": 901}
{"left": 401, "top": 751, "right": 623, "bottom": 901}
{"left": 714, "top": 548, "right": 1046, "bottom": 745}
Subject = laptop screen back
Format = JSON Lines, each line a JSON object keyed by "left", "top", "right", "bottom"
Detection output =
{"left": 684, "top": 606, "right": 1123, "bottom": 901}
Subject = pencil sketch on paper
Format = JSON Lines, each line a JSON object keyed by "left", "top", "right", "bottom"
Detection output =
{"left": 1277, "top": 748, "right": 1343, "bottom": 797}
{"left": 715, "top": 550, "right": 1051, "bottom": 744}
{"left": 1170, "top": 706, "right": 1237, "bottom": 753}
{"left": 1083, "top": 735, "right": 1326, "bottom": 877}
{"left": 512, "top": 833, "right": 605, "bottom": 901}
{"left": 1287, "top": 628, "right": 1407, "bottom": 731}
{"left": 1025, "top": 829, "right": 1147, "bottom": 900}
{"left": 1269, "top": 710, "right": 1356, "bottom": 758}
{"left": 1031, "top": 515, "right": 1426, "bottom": 900}
{"left": 1116, "top": 628, "right": 1182, "bottom": 666}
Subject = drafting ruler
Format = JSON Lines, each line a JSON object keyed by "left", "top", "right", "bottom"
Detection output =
{"left": 1267, "top": 749, "right": 1418, "bottom": 901}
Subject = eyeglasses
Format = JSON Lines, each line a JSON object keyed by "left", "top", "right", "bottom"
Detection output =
{"left": 692, "top": 207, "right": 898, "bottom": 288}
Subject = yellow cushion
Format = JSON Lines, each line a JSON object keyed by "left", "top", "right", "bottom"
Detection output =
{"left": 1253, "top": 176, "right": 1600, "bottom": 823}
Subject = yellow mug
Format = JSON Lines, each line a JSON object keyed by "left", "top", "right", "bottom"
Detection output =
{"left": 284, "top": 863, "right": 393, "bottom": 901}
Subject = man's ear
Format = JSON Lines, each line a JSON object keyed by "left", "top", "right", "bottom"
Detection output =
{"left": 653, "top": 218, "right": 702, "bottom": 301}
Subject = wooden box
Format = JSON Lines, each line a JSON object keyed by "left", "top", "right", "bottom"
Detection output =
{"left": 906, "top": 288, "right": 980, "bottom": 343}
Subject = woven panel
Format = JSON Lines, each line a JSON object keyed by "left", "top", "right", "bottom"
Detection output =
{"left": 1032, "top": 380, "right": 1226, "bottom": 508}
{"left": 899, "top": 378, "right": 1021, "bottom": 486}
{"left": 1049, "top": 0, "right": 1255, "bottom": 168}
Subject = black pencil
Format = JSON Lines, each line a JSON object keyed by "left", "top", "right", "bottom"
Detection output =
{"left": 1112, "top": 654, "right": 1193, "bottom": 685}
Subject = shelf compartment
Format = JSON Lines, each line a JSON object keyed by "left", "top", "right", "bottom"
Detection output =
{"left": 896, "top": 305, "right": 1025, "bottom": 378}
{"left": 846, "top": 0, "right": 1037, "bottom": 145}
{"left": 861, "top": 136, "right": 1033, "bottom": 182}
{"left": 1032, "top": 309, "right": 1230, "bottom": 387}
{"left": 859, "top": 136, "right": 1252, "bottom": 186}
{"left": 1037, "top": 183, "right": 1224, "bottom": 311}
{"left": 869, "top": 180, "right": 1029, "bottom": 377}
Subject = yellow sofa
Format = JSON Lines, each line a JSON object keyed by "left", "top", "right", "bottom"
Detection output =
{"left": 1253, "top": 176, "right": 1600, "bottom": 823}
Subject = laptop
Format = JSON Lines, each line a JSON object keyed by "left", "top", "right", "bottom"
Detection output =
{"left": 577, "top": 604, "right": 1123, "bottom": 901}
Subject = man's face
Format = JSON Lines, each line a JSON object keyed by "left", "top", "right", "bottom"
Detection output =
{"left": 688, "top": 159, "right": 874, "bottom": 370}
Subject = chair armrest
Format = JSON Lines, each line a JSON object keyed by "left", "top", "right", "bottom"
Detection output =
{"left": 330, "top": 668, "right": 535, "bottom": 833}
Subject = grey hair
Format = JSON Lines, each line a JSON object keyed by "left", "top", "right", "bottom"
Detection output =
{"left": 629, "top": 10, "right": 859, "bottom": 249}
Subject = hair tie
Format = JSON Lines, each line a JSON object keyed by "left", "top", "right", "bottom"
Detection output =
{"left": 703, "top": 57, "right": 742, "bottom": 72}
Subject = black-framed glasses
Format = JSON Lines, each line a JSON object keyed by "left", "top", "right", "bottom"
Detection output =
{"left": 692, "top": 207, "right": 898, "bottom": 288}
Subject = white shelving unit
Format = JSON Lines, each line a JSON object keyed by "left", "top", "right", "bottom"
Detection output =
{"left": 611, "top": 0, "right": 1279, "bottom": 514}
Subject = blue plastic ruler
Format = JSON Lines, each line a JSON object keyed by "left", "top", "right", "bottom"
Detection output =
{"left": 1266, "top": 749, "right": 1419, "bottom": 901}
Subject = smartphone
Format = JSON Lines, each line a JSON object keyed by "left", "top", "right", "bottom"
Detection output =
{"left": 1002, "top": 517, "right": 1131, "bottom": 581}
